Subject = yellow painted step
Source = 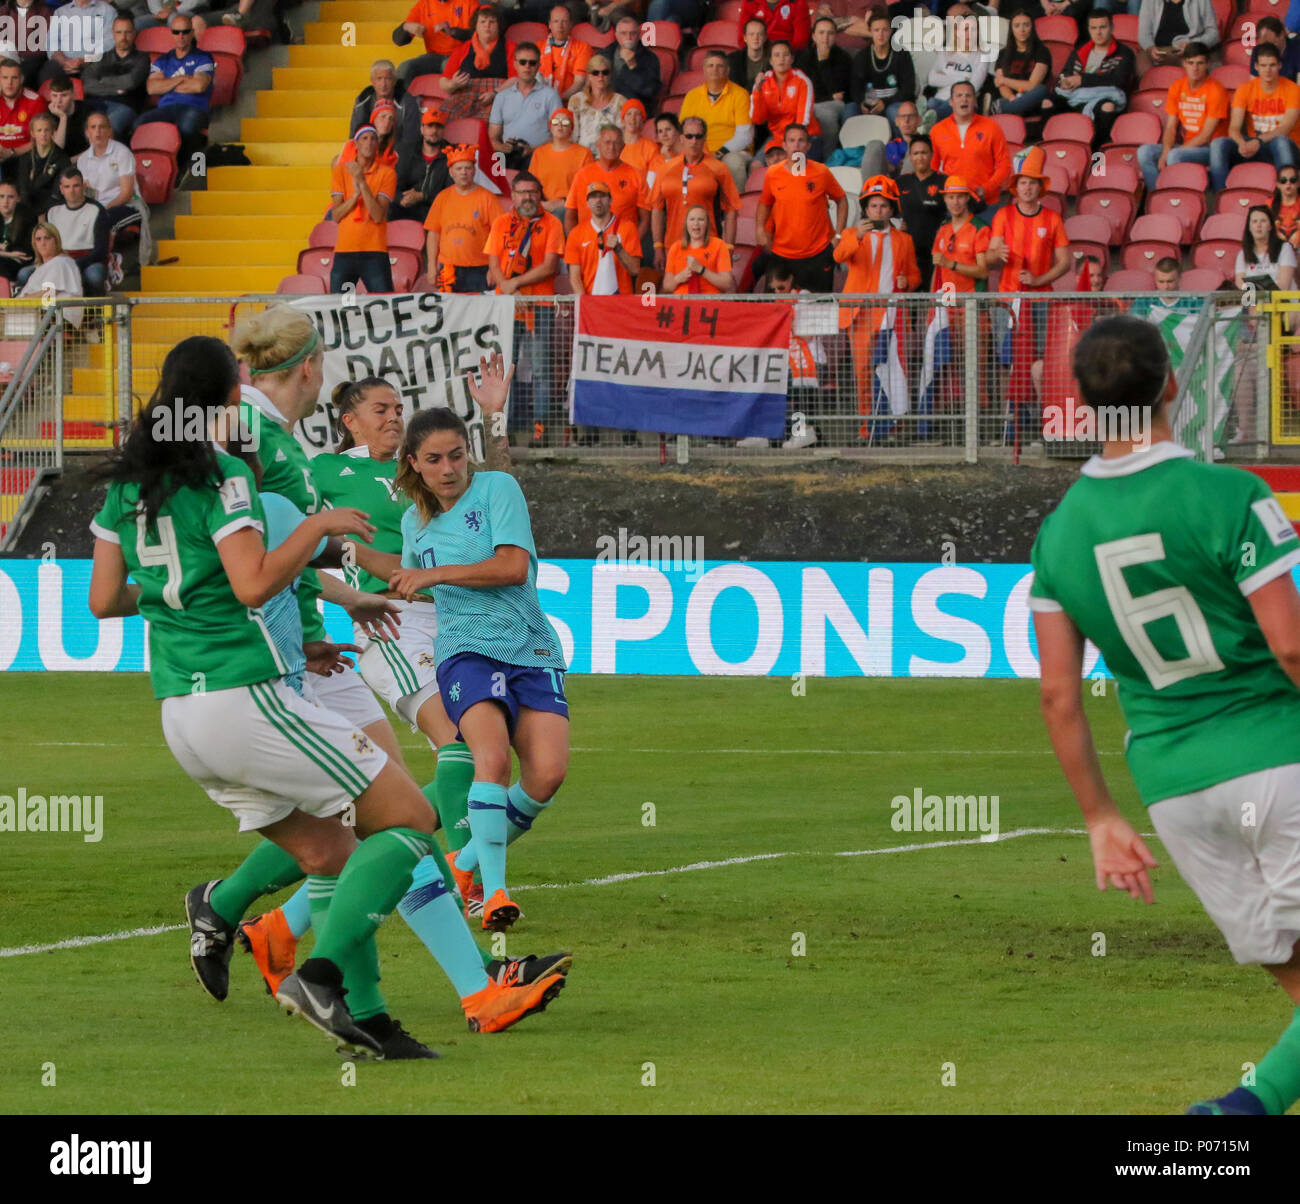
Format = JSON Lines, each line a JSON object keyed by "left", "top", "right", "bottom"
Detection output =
{"left": 287, "top": 44, "right": 417, "bottom": 69}
{"left": 174, "top": 214, "right": 317, "bottom": 240}
{"left": 304, "top": 20, "right": 423, "bottom": 43}
{"left": 258, "top": 91, "right": 359, "bottom": 118}
{"left": 189, "top": 189, "right": 329, "bottom": 215}
{"left": 156, "top": 239, "right": 303, "bottom": 266}
{"left": 1278, "top": 492, "right": 1300, "bottom": 520}
{"left": 65, "top": 395, "right": 120, "bottom": 421}
{"left": 273, "top": 66, "right": 399, "bottom": 91}
{"left": 240, "top": 116, "right": 352, "bottom": 143}
{"left": 208, "top": 165, "right": 332, "bottom": 190}
{"left": 245, "top": 142, "right": 347, "bottom": 167}
{"left": 318, "top": 1, "right": 411, "bottom": 22}
{"left": 71, "top": 366, "right": 163, "bottom": 395}
{"left": 142, "top": 265, "right": 290, "bottom": 292}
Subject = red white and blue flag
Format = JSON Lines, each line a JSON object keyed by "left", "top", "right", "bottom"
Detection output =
{"left": 569, "top": 296, "right": 792, "bottom": 438}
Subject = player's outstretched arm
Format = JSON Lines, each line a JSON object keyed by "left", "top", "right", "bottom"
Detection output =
{"left": 389, "top": 544, "right": 529, "bottom": 599}
{"left": 468, "top": 351, "right": 516, "bottom": 475}
{"left": 317, "top": 570, "right": 401, "bottom": 642}
{"left": 88, "top": 538, "right": 141, "bottom": 618}
{"left": 346, "top": 541, "right": 403, "bottom": 588}
{"left": 1034, "top": 608, "right": 1159, "bottom": 904}
{"left": 1248, "top": 571, "right": 1300, "bottom": 691}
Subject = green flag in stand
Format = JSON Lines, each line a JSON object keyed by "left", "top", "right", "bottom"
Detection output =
{"left": 1132, "top": 298, "right": 1244, "bottom": 456}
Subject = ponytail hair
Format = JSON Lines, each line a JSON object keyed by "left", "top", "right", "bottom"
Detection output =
{"left": 101, "top": 335, "right": 241, "bottom": 529}
{"left": 395, "top": 406, "right": 471, "bottom": 524}
{"left": 331, "top": 375, "right": 396, "bottom": 452}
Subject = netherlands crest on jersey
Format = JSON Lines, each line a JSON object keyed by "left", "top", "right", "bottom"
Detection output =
{"left": 465, "top": 508, "right": 484, "bottom": 531}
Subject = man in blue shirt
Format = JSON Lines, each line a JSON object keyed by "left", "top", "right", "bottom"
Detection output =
{"left": 488, "top": 43, "right": 561, "bottom": 170}
{"left": 132, "top": 13, "right": 212, "bottom": 145}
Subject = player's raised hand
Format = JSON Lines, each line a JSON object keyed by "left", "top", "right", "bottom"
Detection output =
{"left": 315, "top": 507, "right": 375, "bottom": 542}
{"left": 303, "top": 640, "right": 361, "bottom": 676}
{"left": 388, "top": 566, "right": 437, "bottom": 601}
{"left": 467, "top": 350, "right": 515, "bottom": 415}
{"left": 1088, "top": 815, "right": 1159, "bottom": 904}
{"left": 346, "top": 594, "right": 401, "bottom": 642}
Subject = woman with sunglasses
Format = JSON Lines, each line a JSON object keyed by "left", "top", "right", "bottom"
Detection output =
{"left": 569, "top": 54, "right": 626, "bottom": 152}
{"left": 1272, "top": 168, "right": 1300, "bottom": 250}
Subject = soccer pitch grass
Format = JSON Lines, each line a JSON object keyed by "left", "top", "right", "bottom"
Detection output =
{"left": 0, "top": 673, "right": 1289, "bottom": 1115}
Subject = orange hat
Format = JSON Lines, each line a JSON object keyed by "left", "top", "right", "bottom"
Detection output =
{"left": 371, "top": 99, "right": 397, "bottom": 118}
{"left": 763, "top": 137, "right": 784, "bottom": 155}
{"left": 621, "top": 98, "right": 645, "bottom": 119}
{"left": 446, "top": 144, "right": 478, "bottom": 165}
{"left": 586, "top": 180, "right": 612, "bottom": 197}
{"left": 550, "top": 107, "right": 574, "bottom": 126}
{"left": 941, "top": 175, "right": 977, "bottom": 198}
{"left": 421, "top": 108, "right": 446, "bottom": 125}
{"left": 1013, "top": 146, "right": 1048, "bottom": 184}
{"left": 859, "top": 174, "right": 900, "bottom": 208}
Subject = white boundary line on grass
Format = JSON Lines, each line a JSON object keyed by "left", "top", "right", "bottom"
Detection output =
{"left": 0, "top": 827, "right": 1092, "bottom": 959}
{"left": 26, "top": 742, "right": 1124, "bottom": 756}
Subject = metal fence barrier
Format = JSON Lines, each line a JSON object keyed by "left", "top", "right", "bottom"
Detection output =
{"left": 0, "top": 288, "right": 1292, "bottom": 546}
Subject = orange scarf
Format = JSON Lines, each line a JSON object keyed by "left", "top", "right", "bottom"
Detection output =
{"left": 472, "top": 33, "right": 497, "bottom": 72}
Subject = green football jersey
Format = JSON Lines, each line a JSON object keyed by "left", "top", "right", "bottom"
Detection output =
{"left": 311, "top": 446, "right": 410, "bottom": 595}
{"left": 240, "top": 391, "right": 327, "bottom": 641}
{"left": 1029, "top": 442, "right": 1300, "bottom": 805}
{"left": 90, "top": 453, "right": 290, "bottom": 700}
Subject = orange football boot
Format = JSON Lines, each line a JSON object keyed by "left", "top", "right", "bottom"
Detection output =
{"left": 481, "top": 888, "right": 521, "bottom": 932}
{"left": 236, "top": 908, "right": 298, "bottom": 997}
{"left": 461, "top": 972, "right": 565, "bottom": 1033}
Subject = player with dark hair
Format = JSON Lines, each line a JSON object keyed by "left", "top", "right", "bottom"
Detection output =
{"left": 1030, "top": 314, "right": 1300, "bottom": 1115}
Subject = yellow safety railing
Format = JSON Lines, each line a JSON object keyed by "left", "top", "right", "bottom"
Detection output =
{"left": 1266, "top": 291, "right": 1300, "bottom": 444}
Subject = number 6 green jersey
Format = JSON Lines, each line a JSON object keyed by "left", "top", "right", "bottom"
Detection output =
{"left": 90, "top": 453, "right": 290, "bottom": 699}
{"left": 1029, "top": 442, "right": 1300, "bottom": 805}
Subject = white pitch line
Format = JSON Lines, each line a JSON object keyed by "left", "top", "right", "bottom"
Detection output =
{"left": 20, "top": 742, "right": 1124, "bottom": 756}
{"left": 0, "top": 827, "right": 1093, "bottom": 958}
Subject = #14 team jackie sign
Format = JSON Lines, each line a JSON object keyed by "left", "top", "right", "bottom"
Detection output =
{"left": 569, "top": 296, "right": 792, "bottom": 440}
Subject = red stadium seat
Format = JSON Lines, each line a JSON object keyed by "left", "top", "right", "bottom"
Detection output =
{"left": 572, "top": 22, "right": 614, "bottom": 48}
{"left": 716, "top": 0, "right": 744, "bottom": 22}
{"left": 1247, "top": 0, "right": 1287, "bottom": 12}
{"left": 1043, "top": 112, "right": 1094, "bottom": 144}
{"left": 1129, "top": 88, "right": 1167, "bottom": 120}
{"left": 1039, "top": 192, "right": 1065, "bottom": 217}
{"left": 650, "top": 46, "right": 677, "bottom": 89}
{"left": 408, "top": 75, "right": 450, "bottom": 102}
{"left": 1122, "top": 222, "right": 1181, "bottom": 271}
{"left": 136, "top": 26, "right": 174, "bottom": 56}
{"left": 388, "top": 220, "right": 425, "bottom": 253}
{"left": 658, "top": 95, "right": 683, "bottom": 116}
{"left": 1191, "top": 239, "right": 1240, "bottom": 273}
{"left": 387, "top": 248, "right": 423, "bottom": 291}
{"left": 131, "top": 122, "right": 181, "bottom": 154}
{"left": 1044, "top": 162, "right": 1071, "bottom": 196}
{"left": 443, "top": 117, "right": 486, "bottom": 145}
{"left": 133, "top": 152, "right": 176, "bottom": 205}
{"left": 1226, "top": 162, "right": 1278, "bottom": 192}
{"left": 1212, "top": 64, "right": 1250, "bottom": 91}
{"left": 744, "top": 160, "right": 765, "bottom": 191}
{"left": 1086, "top": 160, "right": 1139, "bottom": 196}
{"left": 1229, "top": 13, "right": 1259, "bottom": 40}
{"left": 297, "top": 249, "right": 335, "bottom": 279}
{"left": 644, "top": 21, "right": 682, "bottom": 51}
{"left": 1222, "top": 40, "right": 1251, "bottom": 68}
{"left": 37, "top": 76, "right": 82, "bottom": 101}
{"left": 990, "top": 113, "right": 1025, "bottom": 146}
{"left": 684, "top": 47, "right": 711, "bottom": 71}
{"left": 1200, "top": 211, "right": 1246, "bottom": 241}
{"left": 1068, "top": 236, "right": 1110, "bottom": 270}
{"left": 697, "top": 19, "right": 739, "bottom": 49}
{"left": 1154, "top": 161, "right": 1208, "bottom": 192}
{"left": 1077, "top": 190, "right": 1136, "bottom": 242}
{"left": 207, "top": 52, "right": 243, "bottom": 109}
{"left": 1105, "top": 268, "right": 1156, "bottom": 291}
{"left": 1044, "top": 40, "right": 1074, "bottom": 77}
{"left": 735, "top": 214, "right": 758, "bottom": 246}
{"left": 739, "top": 191, "right": 761, "bottom": 220}
{"left": 732, "top": 245, "right": 757, "bottom": 291}
{"left": 1065, "top": 214, "right": 1113, "bottom": 247}
{"left": 1180, "top": 267, "right": 1227, "bottom": 290}
{"left": 1104, "top": 111, "right": 1162, "bottom": 149}
{"left": 508, "top": 21, "right": 547, "bottom": 43}
{"left": 278, "top": 273, "right": 327, "bottom": 294}
{"left": 1035, "top": 14, "right": 1077, "bottom": 43}
{"left": 1216, "top": 188, "right": 1272, "bottom": 216}
{"left": 1138, "top": 64, "right": 1183, "bottom": 93}
{"left": 1211, "top": 0, "right": 1234, "bottom": 41}
{"left": 1098, "top": 144, "right": 1141, "bottom": 178}
{"left": 308, "top": 220, "right": 338, "bottom": 248}
{"left": 1039, "top": 140, "right": 1089, "bottom": 191}
{"left": 671, "top": 70, "right": 703, "bottom": 97}
{"left": 1111, "top": 13, "right": 1140, "bottom": 42}
{"left": 198, "top": 26, "right": 247, "bottom": 57}
{"left": 1146, "top": 189, "right": 1205, "bottom": 243}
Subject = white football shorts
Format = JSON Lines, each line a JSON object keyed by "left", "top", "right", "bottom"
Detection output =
{"left": 303, "top": 664, "right": 387, "bottom": 731}
{"left": 161, "top": 679, "right": 388, "bottom": 833}
{"left": 1149, "top": 763, "right": 1300, "bottom": 964}
{"left": 355, "top": 599, "right": 441, "bottom": 727}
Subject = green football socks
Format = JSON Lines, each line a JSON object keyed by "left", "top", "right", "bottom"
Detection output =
{"left": 1249, "top": 1004, "right": 1300, "bottom": 1115}
{"left": 432, "top": 742, "right": 475, "bottom": 852}
{"left": 210, "top": 840, "right": 304, "bottom": 927}
{"left": 306, "top": 873, "right": 385, "bottom": 1022}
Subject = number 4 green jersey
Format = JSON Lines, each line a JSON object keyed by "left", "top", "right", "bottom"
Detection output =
{"left": 90, "top": 453, "right": 289, "bottom": 699}
{"left": 1029, "top": 442, "right": 1300, "bottom": 805}
{"left": 311, "top": 446, "right": 410, "bottom": 595}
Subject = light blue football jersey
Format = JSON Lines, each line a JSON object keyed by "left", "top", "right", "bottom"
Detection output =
{"left": 400, "top": 470, "right": 563, "bottom": 669}
{"left": 260, "top": 491, "right": 327, "bottom": 694}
